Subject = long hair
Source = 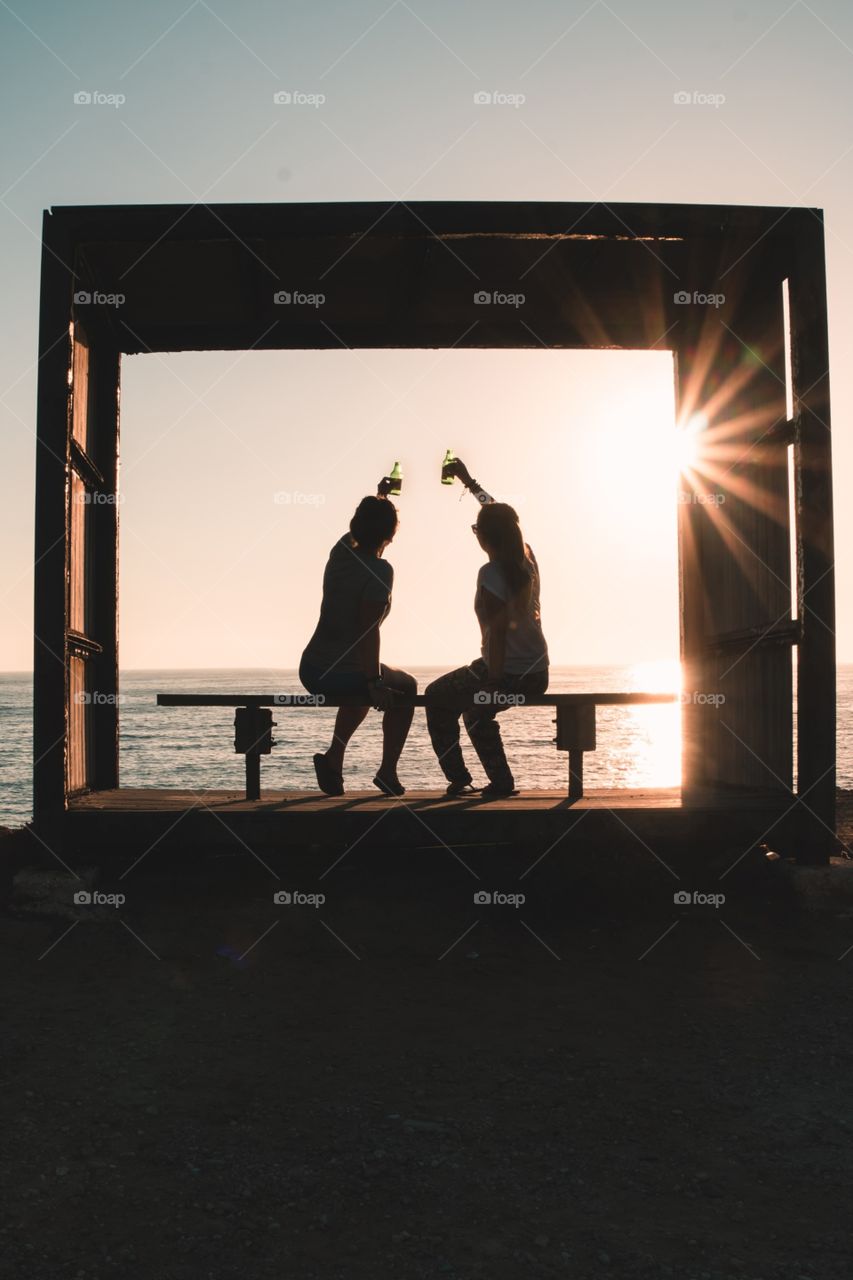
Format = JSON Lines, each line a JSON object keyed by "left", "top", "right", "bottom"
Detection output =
{"left": 475, "top": 503, "right": 535, "bottom": 608}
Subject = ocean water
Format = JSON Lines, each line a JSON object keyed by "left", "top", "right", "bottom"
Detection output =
{"left": 2, "top": 664, "right": 852, "bottom": 828}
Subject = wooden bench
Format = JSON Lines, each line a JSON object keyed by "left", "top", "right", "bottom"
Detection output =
{"left": 157, "top": 692, "right": 677, "bottom": 801}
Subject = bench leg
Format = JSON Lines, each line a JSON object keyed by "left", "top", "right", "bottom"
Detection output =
{"left": 568, "top": 750, "right": 584, "bottom": 800}
{"left": 245, "top": 752, "right": 261, "bottom": 802}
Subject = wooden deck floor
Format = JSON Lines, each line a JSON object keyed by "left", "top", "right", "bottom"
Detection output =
{"left": 70, "top": 787, "right": 683, "bottom": 813}
{"left": 62, "top": 786, "right": 802, "bottom": 862}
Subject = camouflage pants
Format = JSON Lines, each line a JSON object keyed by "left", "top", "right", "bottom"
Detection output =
{"left": 424, "top": 658, "right": 549, "bottom": 789}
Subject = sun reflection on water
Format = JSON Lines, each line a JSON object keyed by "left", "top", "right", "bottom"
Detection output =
{"left": 620, "top": 659, "right": 681, "bottom": 789}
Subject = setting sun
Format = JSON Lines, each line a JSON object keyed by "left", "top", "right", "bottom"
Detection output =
{"left": 676, "top": 411, "right": 708, "bottom": 473}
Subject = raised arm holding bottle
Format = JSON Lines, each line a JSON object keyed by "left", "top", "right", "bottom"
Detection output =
{"left": 425, "top": 456, "right": 549, "bottom": 798}
{"left": 299, "top": 470, "right": 416, "bottom": 797}
{"left": 440, "top": 454, "right": 495, "bottom": 505}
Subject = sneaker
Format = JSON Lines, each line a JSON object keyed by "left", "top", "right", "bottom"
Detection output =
{"left": 445, "top": 780, "right": 479, "bottom": 797}
{"left": 373, "top": 773, "right": 406, "bottom": 797}
{"left": 313, "top": 753, "right": 344, "bottom": 796}
{"left": 479, "top": 781, "right": 518, "bottom": 800}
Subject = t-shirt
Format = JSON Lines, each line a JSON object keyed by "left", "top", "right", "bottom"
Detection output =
{"left": 301, "top": 534, "right": 394, "bottom": 675}
{"left": 475, "top": 552, "right": 549, "bottom": 675}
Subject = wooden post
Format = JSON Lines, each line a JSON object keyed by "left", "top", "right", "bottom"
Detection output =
{"left": 788, "top": 212, "right": 835, "bottom": 863}
{"left": 674, "top": 236, "right": 793, "bottom": 801}
{"left": 90, "top": 342, "right": 121, "bottom": 792}
{"left": 33, "top": 212, "right": 73, "bottom": 839}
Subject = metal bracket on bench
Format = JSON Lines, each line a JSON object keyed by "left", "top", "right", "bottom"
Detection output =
{"left": 555, "top": 704, "right": 596, "bottom": 799}
{"left": 234, "top": 707, "right": 276, "bottom": 801}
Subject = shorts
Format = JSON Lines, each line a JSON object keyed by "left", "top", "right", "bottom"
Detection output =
{"left": 299, "top": 658, "right": 417, "bottom": 699}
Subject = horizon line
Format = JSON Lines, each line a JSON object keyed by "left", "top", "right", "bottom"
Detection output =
{"left": 3, "top": 661, "right": 853, "bottom": 675}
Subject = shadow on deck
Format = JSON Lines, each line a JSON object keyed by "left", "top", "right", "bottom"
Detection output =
{"left": 64, "top": 786, "right": 804, "bottom": 868}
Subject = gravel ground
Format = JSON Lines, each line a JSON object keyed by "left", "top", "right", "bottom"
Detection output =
{"left": 2, "top": 800, "right": 853, "bottom": 1280}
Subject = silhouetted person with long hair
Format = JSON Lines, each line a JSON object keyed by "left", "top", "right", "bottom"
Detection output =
{"left": 300, "top": 477, "right": 416, "bottom": 796}
{"left": 425, "top": 459, "right": 549, "bottom": 797}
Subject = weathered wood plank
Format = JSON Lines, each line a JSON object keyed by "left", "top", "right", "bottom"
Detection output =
{"left": 156, "top": 692, "right": 678, "bottom": 708}
{"left": 674, "top": 234, "right": 793, "bottom": 796}
{"left": 50, "top": 200, "right": 810, "bottom": 246}
{"left": 50, "top": 202, "right": 801, "bottom": 355}
{"left": 788, "top": 213, "right": 836, "bottom": 859}
{"left": 70, "top": 786, "right": 683, "bottom": 811}
{"left": 33, "top": 211, "right": 74, "bottom": 835}
{"left": 90, "top": 343, "right": 121, "bottom": 793}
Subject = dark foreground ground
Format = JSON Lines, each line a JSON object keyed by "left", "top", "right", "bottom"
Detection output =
{"left": 2, "top": 797, "right": 853, "bottom": 1280}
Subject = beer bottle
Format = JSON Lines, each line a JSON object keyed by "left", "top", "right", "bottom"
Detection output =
{"left": 388, "top": 461, "right": 403, "bottom": 496}
{"left": 441, "top": 449, "right": 455, "bottom": 485}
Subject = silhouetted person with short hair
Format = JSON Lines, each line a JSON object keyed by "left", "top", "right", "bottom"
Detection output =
{"left": 300, "top": 477, "right": 416, "bottom": 796}
{"left": 425, "top": 459, "right": 549, "bottom": 798}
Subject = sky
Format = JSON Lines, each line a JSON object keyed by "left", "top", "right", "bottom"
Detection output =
{"left": 2, "top": 0, "right": 852, "bottom": 669}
